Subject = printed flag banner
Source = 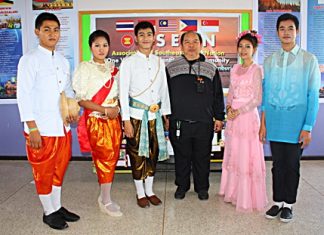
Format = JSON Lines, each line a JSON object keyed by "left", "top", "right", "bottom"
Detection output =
{"left": 179, "top": 20, "right": 198, "bottom": 31}
{"left": 116, "top": 21, "right": 134, "bottom": 32}
{"left": 159, "top": 19, "right": 178, "bottom": 32}
{"left": 87, "top": 13, "right": 245, "bottom": 89}
{"left": 200, "top": 20, "right": 219, "bottom": 32}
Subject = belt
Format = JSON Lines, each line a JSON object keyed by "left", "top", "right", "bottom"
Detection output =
{"left": 129, "top": 99, "right": 161, "bottom": 113}
{"left": 129, "top": 97, "right": 168, "bottom": 161}
{"left": 180, "top": 120, "right": 198, "bottom": 124}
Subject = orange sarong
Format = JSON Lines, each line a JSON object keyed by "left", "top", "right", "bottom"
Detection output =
{"left": 25, "top": 130, "right": 72, "bottom": 194}
{"left": 87, "top": 116, "right": 122, "bottom": 184}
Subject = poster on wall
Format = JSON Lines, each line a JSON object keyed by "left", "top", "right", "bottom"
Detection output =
{"left": 0, "top": 0, "right": 77, "bottom": 100}
{"left": 0, "top": 4, "right": 21, "bottom": 99}
{"left": 258, "top": 0, "right": 301, "bottom": 64}
{"left": 307, "top": 0, "right": 324, "bottom": 101}
{"left": 32, "top": 0, "right": 73, "bottom": 10}
{"left": 29, "top": 0, "right": 77, "bottom": 71}
{"left": 81, "top": 12, "right": 250, "bottom": 89}
{"left": 0, "top": 0, "right": 14, "bottom": 7}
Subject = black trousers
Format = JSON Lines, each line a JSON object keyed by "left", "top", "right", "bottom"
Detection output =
{"left": 270, "top": 141, "right": 303, "bottom": 204}
{"left": 169, "top": 120, "right": 214, "bottom": 193}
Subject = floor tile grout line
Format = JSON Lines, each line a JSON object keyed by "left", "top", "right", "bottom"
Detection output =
{"left": 301, "top": 177, "right": 324, "bottom": 197}
{"left": 0, "top": 181, "right": 31, "bottom": 205}
{"left": 161, "top": 164, "right": 170, "bottom": 235}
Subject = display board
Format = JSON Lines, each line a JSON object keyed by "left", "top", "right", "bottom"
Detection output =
{"left": 0, "top": 0, "right": 78, "bottom": 101}
{"left": 0, "top": 1, "right": 22, "bottom": 99}
{"left": 78, "top": 10, "right": 251, "bottom": 165}
{"left": 307, "top": 0, "right": 324, "bottom": 100}
{"left": 257, "top": 0, "right": 301, "bottom": 63}
{"left": 79, "top": 10, "right": 251, "bottom": 90}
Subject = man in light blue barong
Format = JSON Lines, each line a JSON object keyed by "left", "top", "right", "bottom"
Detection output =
{"left": 260, "top": 13, "right": 321, "bottom": 223}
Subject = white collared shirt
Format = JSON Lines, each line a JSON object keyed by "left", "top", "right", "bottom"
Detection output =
{"left": 17, "top": 45, "right": 74, "bottom": 136}
{"left": 119, "top": 51, "right": 171, "bottom": 120}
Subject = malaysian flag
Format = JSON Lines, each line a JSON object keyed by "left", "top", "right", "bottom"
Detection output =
{"left": 158, "top": 19, "right": 178, "bottom": 32}
{"left": 116, "top": 20, "right": 134, "bottom": 32}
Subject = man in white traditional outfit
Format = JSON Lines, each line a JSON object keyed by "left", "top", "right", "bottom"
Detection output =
{"left": 119, "top": 21, "right": 171, "bottom": 208}
{"left": 17, "top": 12, "right": 79, "bottom": 230}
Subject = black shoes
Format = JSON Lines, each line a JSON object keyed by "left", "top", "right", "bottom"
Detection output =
{"left": 198, "top": 191, "right": 209, "bottom": 200}
{"left": 43, "top": 211, "right": 68, "bottom": 230}
{"left": 57, "top": 207, "right": 80, "bottom": 222}
{"left": 280, "top": 207, "right": 293, "bottom": 223}
{"left": 43, "top": 208, "right": 80, "bottom": 230}
{"left": 175, "top": 188, "right": 209, "bottom": 200}
{"left": 265, "top": 205, "right": 293, "bottom": 222}
{"left": 174, "top": 187, "right": 186, "bottom": 200}
{"left": 265, "top": 205, "right": 282, "bottom": 219}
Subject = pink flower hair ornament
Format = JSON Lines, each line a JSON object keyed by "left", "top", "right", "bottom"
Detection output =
{"left": 237, "top": 30, "right": 262, "bottom": 44}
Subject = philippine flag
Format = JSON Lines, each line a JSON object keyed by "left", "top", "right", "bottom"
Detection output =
{"left": 116, "top": 21, "right": 134, "bottom": 32}
{"left": 200, "top": 20, "right": 219, "bottom": 32}
{"left": 179, "top": 20, "right": 197, "bottom": 31}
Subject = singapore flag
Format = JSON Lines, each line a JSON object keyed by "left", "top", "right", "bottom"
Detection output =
{"left": 200, "top": 20, "right": 219, "bottom": 33}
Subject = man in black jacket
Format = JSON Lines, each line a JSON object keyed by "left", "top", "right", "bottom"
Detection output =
{"left": 166, "top": 31, "right": 225, "bottom": 200}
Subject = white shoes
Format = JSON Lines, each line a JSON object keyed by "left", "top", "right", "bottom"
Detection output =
{"left": 97, "top": 197, "right": 123, "bottom": 217}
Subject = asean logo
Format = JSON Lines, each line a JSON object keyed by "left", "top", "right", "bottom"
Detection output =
{"left": 121, "top": 35, "right": 134, "bottom": 48}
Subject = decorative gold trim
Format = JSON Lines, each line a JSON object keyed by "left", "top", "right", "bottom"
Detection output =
{"left": 149, "top": 104, "right": 160, "bottom": 113}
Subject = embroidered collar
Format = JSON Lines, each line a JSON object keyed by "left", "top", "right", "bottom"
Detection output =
{"left": 90, "top": 59, "right": 113, "bottom": 73}
{"left": 280, "top": 44, "right": 300, "bottom": 56}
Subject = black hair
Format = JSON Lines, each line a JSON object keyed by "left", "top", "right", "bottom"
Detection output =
{"left": 88, "top": 30, "right": 110, "bottom": 47}
{"left": 237, "top": 30, "right": 259, "bottom": 48}
{"left": 180, "top": 31, "right": 202, "bottom": 45}
{"left": 276, "top": 13, "right": 299, "bottom": 31}
{"left": 134, "top": 21, "right": 155, "bottom": 36}
{"left": 35, "top": 12, "right": 60, "bottom": 29}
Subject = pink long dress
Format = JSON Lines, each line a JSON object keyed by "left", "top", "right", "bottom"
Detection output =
{"left": 219, "top": 63, "right": 268, "bottom": 212}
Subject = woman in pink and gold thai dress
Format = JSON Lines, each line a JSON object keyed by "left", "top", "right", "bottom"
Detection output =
{"left": 73, "top": 30, "right": 122, "bottom": 217}
{"left": 219, "top": 30, "right": 268, "bottom": 212}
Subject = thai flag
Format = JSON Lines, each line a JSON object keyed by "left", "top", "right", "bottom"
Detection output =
{"left": 200, "top": 20, "right": 219, "bottom": 32}
{"left": 159, "top": 19, "right": 177, "bottom": 32}
{"left": 179, "top": 20, "right": 197, "bottom": 32}
{"left": 116, "top": 21, "right": 134, "bottom": 32}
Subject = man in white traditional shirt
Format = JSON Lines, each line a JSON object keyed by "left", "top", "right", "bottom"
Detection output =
{"left": 17, "top": 12, "right": 79, "bottom": 230}
{"left": 119, "top": 21, "right": 171, "bottom": 208}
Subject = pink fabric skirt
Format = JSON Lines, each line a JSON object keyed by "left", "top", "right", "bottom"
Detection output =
{"left": 219, "top": 102, "right": 268, "bottom": 212}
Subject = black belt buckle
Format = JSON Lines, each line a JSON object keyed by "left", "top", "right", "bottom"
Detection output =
{"left": 184, "top": 120, "right": 197, "bottom": 124}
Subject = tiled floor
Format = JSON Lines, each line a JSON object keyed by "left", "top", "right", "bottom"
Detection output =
{"left": 1, "top": 160, "right": 324, "bottom": 235}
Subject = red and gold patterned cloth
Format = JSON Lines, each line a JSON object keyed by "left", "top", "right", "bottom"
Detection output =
{"left": 87, "top": 116, "right": 122, "bottom": 184}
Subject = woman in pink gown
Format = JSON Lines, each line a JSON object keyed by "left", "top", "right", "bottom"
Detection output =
{"left": 219, "top": 30, "right": 268, "bottom": 212}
